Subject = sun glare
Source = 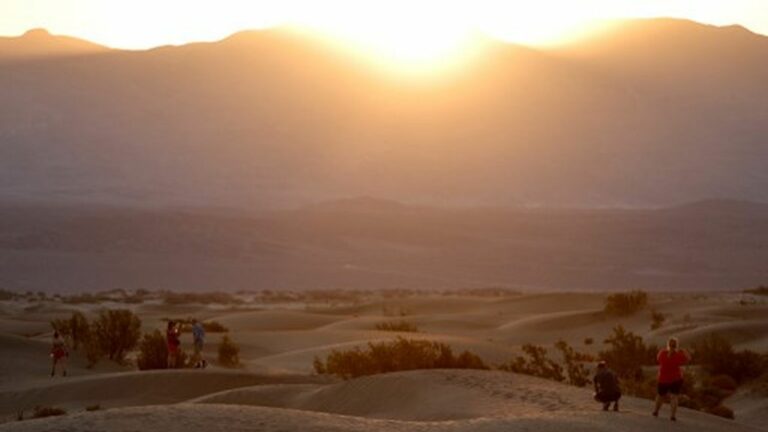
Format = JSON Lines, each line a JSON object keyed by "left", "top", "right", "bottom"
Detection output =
{"left": 6, "top": 0, "right": 761, "bottom": 76}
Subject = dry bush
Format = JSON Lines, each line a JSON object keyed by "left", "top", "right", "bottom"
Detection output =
{"left": 650, "top": 310, "right": 666, "bottom": 330}
{"left": 500, "top": 344, "right": 565, "bottom": 382}
{"left": 375, "top": 321, "right": 419, "bottom": 332}
{"left": 692, "top": 334, "right": 768, "bottom": 384}
{"left": 51, "top": 311, "right": 90, "bottom": 350}
{"left": 32, "top": 406, "right": 66, "bottom": 419}
{"left": 89, "top": 309, "right": 141, "bottom": 365}
{"left": 599, "top": 325, "right": 657, "bottom": 380}
{"left": 314, "top": 337, "right": 488, "bottom": 379}
{"left": 604, "top": 290, "right": 648, "bottom": 316}
{"left": 218, "top": 335, "right": 241, "bottom": 367}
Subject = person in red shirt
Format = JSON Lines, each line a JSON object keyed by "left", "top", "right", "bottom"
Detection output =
{"left": 653, "top": 337, "right": 690, "bottom": 421}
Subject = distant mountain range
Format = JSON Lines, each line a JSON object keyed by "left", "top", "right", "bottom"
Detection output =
{"left": 1, "top": 19, "right": 767, "bottom": 208}
{"left": 1, "top": 198, "right": 766, "bottom": 292}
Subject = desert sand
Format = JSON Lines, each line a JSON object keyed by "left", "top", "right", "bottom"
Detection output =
{"left": 0, "top": 292, "right": 765, "bottom": 431}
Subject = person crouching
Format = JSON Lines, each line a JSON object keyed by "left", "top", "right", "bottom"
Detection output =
{"left": 594, "top": 360, "right": 621, "bottom": 411}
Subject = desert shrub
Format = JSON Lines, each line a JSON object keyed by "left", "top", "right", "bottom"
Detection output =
{"left": 32, "top": 406, "right": 66, "bottom": 418}
{"left": 599, "top": 325, "right": 656, "bottom": 380}
{"left": 744, "top": 286, "right": 768, "bottom": 296}
{"left": 0, "top": 289, "right": 16, "bottom": 301}
{"left": 51, "top": 312, "right": 90, "bottom": 350}
{"left": 85, "top": 404, "right": 101, "bottom": 412}
{"left": 89, "top": 309, "right": 141, "bottom": 364}
{"left": 218, "top": 335, "right": 241, "bottom": 367}
{"left": 314, "top": 337, "right": 488, "bottom": 379}
{"left": 650, "top": 310, "right": 666, "bottom": 330}
{"left": 375, "top": 321, "right": 419, "bottom": 332}
{"left": 555, "top": 340, "right": 591, "bottom": 387}
{"left": 500, "top": 344, "right": 565, "bottom": 382}
{"left": 584, "top": 337, "right": 594, "bottom": 346}
{"left": 203, "top": 321, "right": 229, "bottom": 333}
{"left": 137, "top": 330, "right": 168, "bottom": 370}
{"left": 163, "top": 291, "right": 242, "bottom": 305}
{"left": 692, "top": 334, "right": 768, "bottom": 384}
{"left": 164, "top": 318, "right": 229, "bottom": 333}
{"left": 604, "top": 290, "right": 648, "bottom": 316}
{"left": 705, "top": 405, "right": 735, "bottom": 419}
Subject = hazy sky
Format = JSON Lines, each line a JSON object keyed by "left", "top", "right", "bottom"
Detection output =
{"left": 1, "top": 0, "right": 767, "bottom": 50}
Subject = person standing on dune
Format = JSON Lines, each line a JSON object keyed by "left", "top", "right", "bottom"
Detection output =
{"left": 166, "top": 321, "right": 181, "bottom": 369}
{"left": 653, "top": 337, "right": 690, "bottom": 421}
{"left": 191, "top": 319, "right": 207, "bottom": 369}
{"left": 50, "top": 331, "right": 69, "bottom": 377}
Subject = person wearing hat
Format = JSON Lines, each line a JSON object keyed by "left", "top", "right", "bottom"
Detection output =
{"left": 593, "top": 360, "right": 621, "bottom": 411}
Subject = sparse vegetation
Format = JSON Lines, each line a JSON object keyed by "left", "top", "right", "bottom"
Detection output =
{"left": 162, "top": 291, "right": 243, "bottom": 305}
{"left": 500, "top": 344, "right": 565, "bottom": 382}
{"left": 375, "top": 321, "right": 419, "bottom": 332}
{"left": 314, "top": 337, "right": 488, "bottom": 379}
{"left": 603, "top": 290, "right": 648, "bottom": 316}
{"left": 51, "top": 311, "right": 90, "bottom": 350}
{"left": 85, "top": 404, "right": 101, "bottom": 412}
{"left": 163, "top": 318, "right": 229, "bottom": 333}
{"left": 32, "top": 406, "right": 66, "bottom": 419}
{"left": 89, "top": 309, "right": 142, "bottom": 365}
{"left": 743, "top": 285, "right": 768, "bottom": 296}
{"left": 218, "top": 335, "right": 241, "bottom": 368}
{"left": 599, "top": 325, "right": 657, "bottom": 380}
{"left": 555, "top": 340, "right": 592, "bottom": 387}
{"left": 692, "top": 334, "right": 768, "bottom": 384}
{"left": 137, "top": 330, "right": 170, "bottom": 370}
{"left": 650, "top": 310, "right": 666, "bottom": 330}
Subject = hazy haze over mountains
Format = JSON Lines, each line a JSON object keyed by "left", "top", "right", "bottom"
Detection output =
{"left": 2, "top": 19, "right": 768, "bottom": 209}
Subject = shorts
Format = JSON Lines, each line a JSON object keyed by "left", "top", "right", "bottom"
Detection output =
{"left": 51, "top": 348, "right": 68, "bottom": 361}
{"left": 657, "top": 380, "right": 683, "bottom": 396}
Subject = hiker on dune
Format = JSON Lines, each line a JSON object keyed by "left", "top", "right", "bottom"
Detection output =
{"left": 50, "top": 330, "right": 69, "bottom": 377}
{"left": 166, "top": 321, "right": 181, "bottom": 369}
{"left": 191, "top": 319, "right": 207, "bottom": 369}
{"left": 653, "top": 337, "right": 690, "bottom": 422}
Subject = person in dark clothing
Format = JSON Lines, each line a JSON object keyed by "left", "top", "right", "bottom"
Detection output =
{"left": 594, "top": 361, "right": 621, "bottom": 411}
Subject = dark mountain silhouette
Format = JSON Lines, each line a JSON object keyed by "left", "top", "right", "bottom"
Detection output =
{"left": 1, "top": 198, "right": 766, "bottom": 292}
{"left": 0, "top": 28, "right": 109, "bottom": 60}
{"left": 1, "top": 19, "right": 767, "bottom": 208}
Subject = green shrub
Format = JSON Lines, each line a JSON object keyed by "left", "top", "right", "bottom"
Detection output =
{"left": 218, "top": 335, "right": 241, "bottom": 367}
{"left": 604, "top": 290, "right": 648, "bottom": 316}
{"left": 314, "top": 337, "right": 488, "bottom": 379}
{"left": 375, "top": 321, "right": 419, "bottom": 332}
{"left": 32, "top": 406, "right": 66, "bottom": 419}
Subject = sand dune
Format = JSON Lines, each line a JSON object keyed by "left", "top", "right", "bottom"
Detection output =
{"left": 3, "top": 370, "right": 760, "bottom": 432}
{"left": 1, "top": 292, "right": 765, "bottom": 430}
{"left": 0, "top": 370, "right": 323, "bottom": 422}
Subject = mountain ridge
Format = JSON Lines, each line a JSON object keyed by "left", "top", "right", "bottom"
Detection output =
{"left": 1, "top": 18, "right": 767, "bottom": 209}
